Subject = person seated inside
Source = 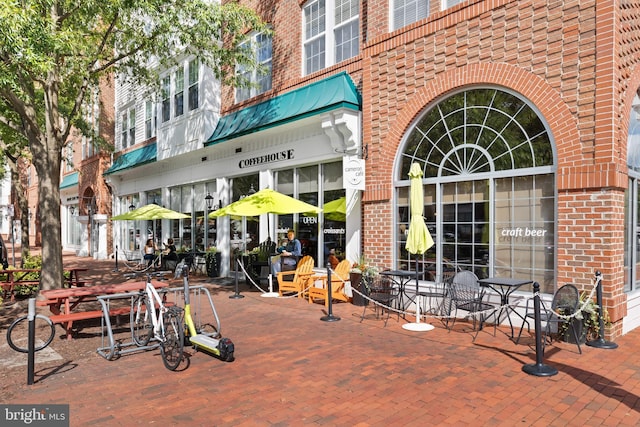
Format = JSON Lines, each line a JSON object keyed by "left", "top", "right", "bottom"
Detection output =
{"left": 143, "top": 239, "right": 157, "bottom": 267}
{"left": 271, "top": 229, "right": 302, "bottom": 277}
{"left": 327, "top": 248, "right": 340, "bottom": 270}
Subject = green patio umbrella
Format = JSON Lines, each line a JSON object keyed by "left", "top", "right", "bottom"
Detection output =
{"left": 111, "top": 203, "right": 191, "bottom": 221}
{"left": 209, "top": 188, "right": 320, "bottom": 219}
{"left": 323, "top": 197, "right": 346, "bottom": 222}
{"left": 210, "top": 188, "right": 321, "bottom": 297}
{"left": 403, "top": 162, "right": 435, "bottom": 332}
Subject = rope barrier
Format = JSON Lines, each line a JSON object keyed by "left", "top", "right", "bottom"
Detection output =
{"left": 228, "top": 262, "right": 602, "bottom": 330}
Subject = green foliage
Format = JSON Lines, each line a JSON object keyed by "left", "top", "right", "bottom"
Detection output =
{"left": 559, "top": 292, "right": 609, "bottom": 341}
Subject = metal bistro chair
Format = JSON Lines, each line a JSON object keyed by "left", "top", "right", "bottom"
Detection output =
{"left": 360, "top": 275, "right": 399, "bottom": 327}
{"left": 516, "top": 284, "right": 582, "bottom": 354}
{"left": 445, "top": 270, "right": 494, "bottom": 333}
{"left": 250, "top": 239, "right": 277, "bottom": 284}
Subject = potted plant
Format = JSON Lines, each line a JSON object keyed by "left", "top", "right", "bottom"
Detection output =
{"left": 350, "top": 256, "right": 379, "bottom": 306}
{"left": 205, "top": 247, "right": 221, "bottom": 278}
{"left": 560, "top": 292, "right": 606, "bottom": 344}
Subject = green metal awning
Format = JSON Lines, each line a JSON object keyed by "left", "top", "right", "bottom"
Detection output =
{"left": 205, "top": 72, "right": 361, "bottom": 146}
{"left": 104, "top": 142, "right": 157, "bottom": 175}
{"left": 60, "top": 172, "right": 79, "bottom": 189}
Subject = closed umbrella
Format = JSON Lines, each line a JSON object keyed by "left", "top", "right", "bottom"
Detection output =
{"left": 210, "top": 188, "right": 321, "bottom": 297}
{"left": 403, "top": 163, "right": 435, "bottom": 332}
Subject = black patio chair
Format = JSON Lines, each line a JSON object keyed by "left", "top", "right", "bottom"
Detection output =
{"left": 516, "top": 284, "right": 582, "bottom": 354}
{"left": 444, "top": 270, "right": 494, "bottom": 333}
{"left": 249, "top": 239, "right": 276, "bottom": 284}
{"left": 360, "top": 275, "right": 399, "bottom": 327}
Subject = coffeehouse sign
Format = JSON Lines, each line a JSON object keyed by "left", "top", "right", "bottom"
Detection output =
{"left": 239, "top": 149, "right": 294, "bottom": 169}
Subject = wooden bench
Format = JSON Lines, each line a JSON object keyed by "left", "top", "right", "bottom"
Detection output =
{"left": 48, "top": 306, "right": 132, "bottom": 337}
{"left": 39, "top": 280, "right": 169, "bottom": 339}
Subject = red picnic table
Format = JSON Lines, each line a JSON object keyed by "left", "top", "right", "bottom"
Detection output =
{"left": 38, "top": 280, "right": 169, "bottom": 339}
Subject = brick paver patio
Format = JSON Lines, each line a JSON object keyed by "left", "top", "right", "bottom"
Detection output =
{"left": 2, "top": 253, "right": 640, "bottom": 426}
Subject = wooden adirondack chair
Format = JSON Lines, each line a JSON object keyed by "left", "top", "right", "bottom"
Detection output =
{"left": 308, "top": 259, "right": 352, "bottom": 307}
{"left": 277, "top": 255, "right": 314, "bottom": 297}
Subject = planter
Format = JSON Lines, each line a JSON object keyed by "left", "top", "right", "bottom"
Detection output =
{"left": 562, "top": 317, "right": 587, "bottom": 344}
{"left": 205, "top": 252, "right": 221, "bottom": 278}
{"left": 350, "top": 272, "right": 369, "bottom": 306}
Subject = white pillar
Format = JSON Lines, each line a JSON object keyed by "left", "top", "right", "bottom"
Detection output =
{"left": 93, "top": 214, "right": 108, "bottom": 259}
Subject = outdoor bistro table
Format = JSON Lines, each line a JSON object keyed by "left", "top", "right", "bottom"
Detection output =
{"left": 478, "top": 277, "right": 532, "bottom": 337}
{"left": 379, "top": 270, "right": 416, "bottom": 316}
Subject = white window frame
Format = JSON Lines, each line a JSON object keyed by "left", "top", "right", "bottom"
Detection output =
{"left": 188, "top": 59, "right": 199, "bottom": 111}
{"left": 174, "top": 67, "right": 184, "bottom": 118}
{"left": 391, "top": 0, "right": 429, "bottom": 31}
{"left": 161, "top": 76, "right": 171, "bottom": 123}
{"left": 303, "top": 0, "right": 359, "bottom": 76}
{"left": 236, "top": 31, "right": 273, "bottom": 103}
{"left": 145, "top": 99, "right": 156, "bottom": 140}
{"left": 442, "top": 0, "right": 464, "bottom": 10}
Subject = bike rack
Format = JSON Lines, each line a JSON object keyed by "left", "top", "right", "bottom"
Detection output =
{"left": 96, "top": 285, "right": 221, "bottom": 361}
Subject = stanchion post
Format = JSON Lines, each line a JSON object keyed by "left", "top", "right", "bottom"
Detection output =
{"left": 113, "top": 245, "right": 119, "bottom": 272}
{"left": 522, "top": 282, "right": 558, "bottom": 377}
{"left": 27, "top": 298, "right": 36, "bottom": 385}
{"left": 230, "top": 250, "right": 244, "bottom": 299}
{"left": 321, "top": 263, "right": 340, "bottom": 322}
{"left": 586, "top": 271, "right": 618, "bottom": 349}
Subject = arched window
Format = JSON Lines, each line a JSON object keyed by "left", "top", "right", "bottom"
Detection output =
{"left": 396, "top": 88, "right": 556, "bottom": 292}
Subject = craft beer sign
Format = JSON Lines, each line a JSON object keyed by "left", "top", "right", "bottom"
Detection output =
{"left": 343, "top": 156, "right": 365, "bottom": 190}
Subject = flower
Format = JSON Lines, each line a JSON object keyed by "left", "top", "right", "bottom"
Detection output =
{"left": 350, "top": 255, "right": 379, "bottom": 278}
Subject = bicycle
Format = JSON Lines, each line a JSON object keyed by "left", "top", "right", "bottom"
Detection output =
{"left": 6, "top": 306, "right": 56, "bottom": 354}
{"left": 130, "top": 273, "right": 185, "bottom": 370}
{"left": 129, "top": 265, "right": 234, "bottom": 368}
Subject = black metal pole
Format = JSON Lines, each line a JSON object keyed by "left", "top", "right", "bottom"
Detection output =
{"left": 586, "top": 271, "right": 618, "bottom": 349}
{"left": 321, "top": 263, "right": 340, "bottom": 322}
{"left": 230, "top": 250, "right": 244, "bottom": 299}
{"left": 522, "top": 282, "right": 558, "bottom": 377}
{"left": 27, "top": 298, "right": 36, "bottom": 385}
{"left": 113, "top": 245, "right": 119, "bottom": 272}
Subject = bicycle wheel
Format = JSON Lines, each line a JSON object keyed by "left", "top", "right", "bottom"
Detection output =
{"left": 131, "top": 294, "right": 153, "bottom": 346}
{"left": 161, "top": 306, "right": 184, "bottom": 371}
{"left": 6, "top": 314, "right": 56, "bottom": 353}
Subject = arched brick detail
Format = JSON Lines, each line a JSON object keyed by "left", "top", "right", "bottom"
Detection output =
{"left": 381, "top": 63, "right": 579, "bottom": 185}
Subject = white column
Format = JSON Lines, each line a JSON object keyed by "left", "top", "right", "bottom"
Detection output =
{"left": 93, "top": 214, "right": 108, "bottom": 259}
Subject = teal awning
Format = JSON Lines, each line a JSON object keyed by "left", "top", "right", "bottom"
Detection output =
{"left": 104, "top": 142, "right": 157, "bottom": 175}
{"left": 60, "top": 172, "right": 79, "bottom": 189}
{"left": 205, "top": 72, "right": 361, "bottom": 146}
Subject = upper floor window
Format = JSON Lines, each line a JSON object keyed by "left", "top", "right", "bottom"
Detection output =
{"left": 161, "top": 76, "right": 171, "bottom": 123}
{"left": 64, "top": 143, "right": 73, "bottom": 172}
{"left": 188, "top": 59, "right": 199, "bottom": 111}
{"left": 236, "top": 32, "right": 273, "bottom": 103}
{"left": 120, "top": 107, "right": 136, "bottom": 149}
{"left": 443, "top": 0, "right": 464, "bottom": 10}
{"left": 145, "top": 99, "right": 156, "bottom": 140}
{"left": 392, "top": 0, "right": 429, "bottom": 31}
{"left": 175, "top": 68, "right": 184, "bottom": 117}
{"left": 303, "top": 0, "right": 359, "bottom": 75}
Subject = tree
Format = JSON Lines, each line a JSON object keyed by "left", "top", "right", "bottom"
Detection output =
{"left": 0, "top": 1, "right": 266, "bottom": 290}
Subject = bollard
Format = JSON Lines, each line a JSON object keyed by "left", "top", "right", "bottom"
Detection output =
{"left": 321, "top": 263, "right": 340, "bottom": 322}
{"left": 522, "top": 282, "right": 558, "bottom": 377}
{"left": 230, "top": 252, "right": 244, "bottom": 299}
{"left": 586, "top": 271, "right": 617, "bottom": 349}
{"left": 27, "top": 298, "right": 36, "bottom": 385}
{"left": 112, "top": 245, "right": 119, "bottom": 272}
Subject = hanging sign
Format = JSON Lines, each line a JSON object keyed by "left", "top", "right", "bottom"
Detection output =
{"left": 343, "top": 156, "right": 365, "bottom": 190}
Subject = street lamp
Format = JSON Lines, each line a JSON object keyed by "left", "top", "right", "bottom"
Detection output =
{"left": 205, "top": 192, "right": 214, "bottom": 210}
{"left": 129, "top": 203, "right": 136, "bottom": 212}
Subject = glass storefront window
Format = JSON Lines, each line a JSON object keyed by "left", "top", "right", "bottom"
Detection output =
{"left": 398, "top": 87, "right": 555, "bottom": 292}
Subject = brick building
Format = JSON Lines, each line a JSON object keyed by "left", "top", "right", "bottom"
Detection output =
{"left": 107, "top": 0, "right": 640, "bottom": 339}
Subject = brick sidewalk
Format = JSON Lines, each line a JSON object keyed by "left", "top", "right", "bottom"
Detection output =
{"left": 3, "top": 253, "right": 640, "bottom": 426}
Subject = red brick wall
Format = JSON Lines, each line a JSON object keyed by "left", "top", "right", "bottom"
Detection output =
{"left": 226, "top": 0, "right": 640, "bottom": 337}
